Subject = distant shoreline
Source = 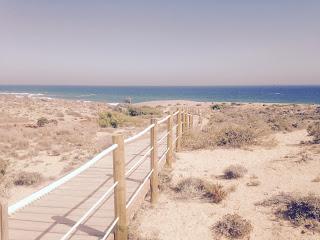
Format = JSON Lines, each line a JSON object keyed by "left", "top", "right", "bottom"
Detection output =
{"left": 0, "top": 85, "right": 320, "bottom": 104}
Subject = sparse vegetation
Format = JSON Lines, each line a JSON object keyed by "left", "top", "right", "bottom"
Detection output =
{"left": 214, "top": 126, "right": 256, "bottom": 147}
{"left": 258, "top": 193, "right": 320, "bottom": 232}
{"left": 173, "top": 177, "right": 227, "bottom": 203}
{"left": 98, "top": 111, "right": 126, "bottom": 128}
{"left": 223, "top": 165, "right": 247, "bottom": 179}
{"left": 307, "top": 122, "right": 320, "bottom": 143}
{"left": 211, "top": 104, "right": 223, "bottom": 110}
{"left": 158, "top": 169, "right": 173, "bottom": 192}
{"left": 14, "top": 171, "right": 43, "bottom": 186}
{"left": 37, "top": 117, "right": 49, "bottom": 127}
{"left": 0, "top": 159, "right": 8, "bottom": 177}
{"left": 213, "top": 214, "right": 252, "bottom": 239}
{"left": 127, "top": 106, "right": 162, "bottom": 117}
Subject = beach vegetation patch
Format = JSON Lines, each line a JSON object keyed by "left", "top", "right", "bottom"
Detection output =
{"left": 223, "top": 165, "right": 248, "bottom": 179}
{"left": 307, "top": 122, "right": 320, "bottom": 144}
{"left": 173, "top": 177, "right": 227, "bottom": 203}
{"left": 212, "top": 214, "right": 252, "bottom": 239}
{"left": 14, "top": 171, "right": 43, "bottom": 186}
{"left": 98, "top": 111, "right": 126, "bottom": 128}
{"left": 127, "top": 106, "right": 162, "bottom": 117}
{"left": 37, "top": 117, "right": 49, "bottom": 127}
{"left": 257, "top": 193, "right": 320, "bottom": 233}
{"left": 211, "top": 104, "right": 223, "bottom": 111}
{"left": 0, "top": 159, "right": 9, "bottom": 177}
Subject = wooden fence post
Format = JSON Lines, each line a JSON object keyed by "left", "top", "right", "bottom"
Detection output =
{"left": 0, "top": 201, "right": 9, "bottom": 240}
{"left": 112, "top": 134, "right": 127, "bottom": 240}
{"left": 150, "top": 118, "right": 159, "bottom": 205}
{"left": 166, "top": 113, "right": 173, "bottom": 168}
{"left": 176, "top": 110, "right": 182, "bottom": 152}
{"left": 190, "top": 115, "right": 194, "bottom": 130}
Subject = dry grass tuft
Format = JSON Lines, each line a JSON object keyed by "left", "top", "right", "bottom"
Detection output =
{"left": 127, "top": 106, "right": 162, "bottom": 117}
{"left": 307, "top": 122, "right": 320, "bottom": 144}
{"left": 158, "top": 169, "right": 173, "bottom": 192}
{"left": 0, "top": 159, "right": 9, "bottom": 177}
{"left": 37, "top": 117, "right": 49, "bottom": 127}
{"left": 223, "top": 165, "right": 248, "bottom": 179}
{"left": 14, "top": 171, "right": 43, "bottom": 186}
{"left": 213, "top": 214, "right": 252, "bottom": 239}
{"left": 258, "top": 193, "right": 320, "bottom": 232}
{"left": 214, "top": 126, "right": 256, "bottom": 148}
{"left": 173, "top": 177, "right": 227, "bottom": 203}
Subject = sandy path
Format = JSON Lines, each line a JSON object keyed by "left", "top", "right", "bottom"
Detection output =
{"left": 133, "top": 130, "right": 320, "bottom": 240}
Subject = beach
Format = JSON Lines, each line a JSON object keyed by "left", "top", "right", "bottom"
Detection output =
{"left": 0, "top": 93, "right": 320, "bottom": 239}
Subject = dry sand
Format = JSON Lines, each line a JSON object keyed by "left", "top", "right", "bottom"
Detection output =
{"left": 130, "top": 131, "right": 320, "bottom": 239}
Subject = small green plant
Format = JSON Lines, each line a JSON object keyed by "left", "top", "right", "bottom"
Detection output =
{"left": 37, "top": 117, "right": 49, "bottom": 127}
{"left": 213, "top": 214, "right": 252, "bottom": 239}
{"left": 211, "top": 104, "right": 223, "bottom": 110}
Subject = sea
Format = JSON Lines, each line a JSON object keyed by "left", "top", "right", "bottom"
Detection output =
{"left": 0, "top": 85, "right": 319, "bottom": 104}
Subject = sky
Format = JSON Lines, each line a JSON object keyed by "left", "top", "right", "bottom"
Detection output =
{"left": 0, "top": 0, "right": 319, "bottom": 86}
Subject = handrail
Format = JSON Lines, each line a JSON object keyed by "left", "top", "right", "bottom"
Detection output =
{"left": 172, "top": 110, "right": 179, "bottom": 116}
{"left": 157, "top": 131, "right": 169, "bottom": 144}
{"left": 8, "top": 143, "right": 118, "bottom": 215}
{"left": 124, "top": 124, "right": 155, "bottom": 144}
{"left": 125, "top": 147, "right": 153, "bottom": 177}
{"left": 157, "top": 115, "right": 170, "bottom": 124}
{"left": 159, "top": 147, "right": 170, "bottom": 164}
{"left": 126, "top": 169, "right": 154, "bottom": 209}
{"left": 101, "top": 217, "right": 119, "bottom": 240}
{"left": 60, "top": 182, "right": 118, "bottom": 240}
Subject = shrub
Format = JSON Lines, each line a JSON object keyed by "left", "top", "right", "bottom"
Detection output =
{"left": 98, "top": 112, "right": 125, "bottom": 128}
{"left": 158, "top": 169, "right": 172, "bottom": 192}
{"left": 127, "top": 106, "right": 161, "bottom": 117}
{"left": 0, "top": 159, "right": 9, "bottom": 177}
{"left": 211, "top": 104, "right": 223, "bottom": 110}
{"left": 14, "top": 171, "right": 43, "bottom": 186}
{"left": 282, "top": 195, "right": 320, "bottom": 225}
{"left": 173, "top": 177, "right": 227, "bottom": 203}
{"left": 223, "top": 165, "right": 248, "bottom": 179}
{"left": 258, "top": 193, "right": 320, "bottom": 232}
{"left": 213, "top": 214, "right": 252, "bottom": 239}
{"left": 214, "top": 126, "right": 255, "bottom": 147}
{"left": 37, "top": 117, "right": 49, "bottom": 127}
{"left": 307, "top": 122, "right": 320, "bottom": 143}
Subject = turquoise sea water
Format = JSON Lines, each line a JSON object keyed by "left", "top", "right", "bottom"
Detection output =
{"left": 0, "top": 85, "right": 319, "bottom": 104}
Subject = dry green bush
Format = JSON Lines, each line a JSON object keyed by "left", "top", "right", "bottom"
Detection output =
{"left": 158, "top": 169, "right": 173, "bottom": 192}
{"left": 307, "top": 122, "right": 320, "bottom": 143}
{"left": 213, "top": 214, "right": 252, "bottom": 239}
{"left": 37, "top": 117, "right": 49, "bottom": 127}
{"left": 173, "top": 177, "right": 227, "bottom": 203}
{"left": 182, "top": 125, "right": 256, "bottom": 150}
{"left": 14, "top": 171, "right": 43, "bottom": 186}
{"left": 128, "top": 106, "right": 161, "bottom": 117}
{"left": 214, "top": 126, "right": 256, "bottom": 147}
{"left": 223, "top": 165, "right": 248, "bottom": 179}
{"left": 98, "top": 111, "right": 128, "bottom": 128}
{"left": 258, "top": 193, "right": 320, "bottom": 232}
{"left": 0, "top": 159, "right": 9, "bottom": 177}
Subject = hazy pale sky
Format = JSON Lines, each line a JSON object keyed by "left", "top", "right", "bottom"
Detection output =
{"left": 0, "top": 0, "right": 319, "bottom": 86}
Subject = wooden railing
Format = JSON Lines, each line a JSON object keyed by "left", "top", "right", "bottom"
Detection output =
{"left": 0, "top": 109, "right": 196, "bottom": 240}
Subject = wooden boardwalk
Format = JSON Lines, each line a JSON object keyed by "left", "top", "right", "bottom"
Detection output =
{"left": 8, "top": 129, "right": 170, "bottom": 240}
